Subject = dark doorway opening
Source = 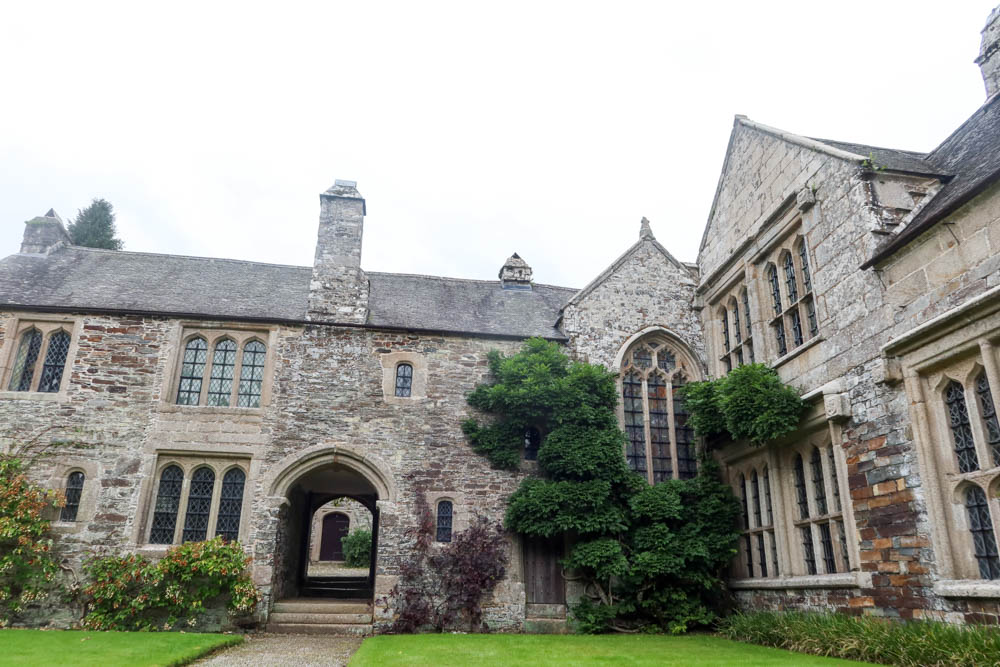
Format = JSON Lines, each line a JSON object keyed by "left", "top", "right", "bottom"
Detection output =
{"left": 319, "top": 512, "right": 350, "bottom": 561}
{"left": 524, "top": 536, "right": 566, "bottom": 605}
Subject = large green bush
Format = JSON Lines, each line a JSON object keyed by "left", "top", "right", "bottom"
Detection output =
{"left": 464, "top": 338, "right": 741, "bottom": 633}
{"left": 342, "top": 529, "right": 372, "bottom": 568}
{"left": 83, "top": 537, "right": 260, "bottom": 631}
{"left": 720, "top": 611, "right": 1000, "bottom": 666}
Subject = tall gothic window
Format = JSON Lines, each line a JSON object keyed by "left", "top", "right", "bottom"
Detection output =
{"left": 60, "top": 471, "right": 85, "bottom": 522}
{"left": 182, "top": 467, "right": 216, "bottom": 542}
{"left": 395, "top": 363, "right": 413, "bottom": 398}
{"left": 216, "top": 468, "right": 246, "bottom": 541}
{"left": 976, "top": 372, "right": 1000, "bottom": 467}
{"left": 436, "top": 500, "right": 453, "bottom": 543}
{"left": 150, "top": 465, "right": 184, "bottom": 544}
{"left": 945, "top": 380, "right": 980, "bottom": 474}
{"left": 175, "top": 332, "right": 269, "bottom": 407}
{"left": 619, "top": 335, "right": 698, "bottom": 483}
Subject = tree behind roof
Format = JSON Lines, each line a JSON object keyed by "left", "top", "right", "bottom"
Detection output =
{"left": 69, "top": 198, "right": 123, "bottom": 250}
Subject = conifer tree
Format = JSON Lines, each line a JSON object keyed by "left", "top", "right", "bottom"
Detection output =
{"left": 68, "top": 198, "right": 123, "bottom": 250}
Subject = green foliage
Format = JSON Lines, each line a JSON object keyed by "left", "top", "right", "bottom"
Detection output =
{"left": 68, "top": 198, "right": 123, "bottom": 250}
{"left": 0, "top": 456, "right": 61, "bottom": 627}
{"left": 83, "top": 537, "right": 261, "bottom": 631}
{"left": 720, "top": 611, "right": 1000, "bottom": 666}
{"left": 678, "top": 363, "right": 805, "bottom": 446}
{"left": 2, "top": 630, "right": 243, "bottom": 667}
{"left": 342, "top": 529, "right": 372, "bottom": 568}
{"left": 464, "top": 338, "right": 741, "bottom": 634}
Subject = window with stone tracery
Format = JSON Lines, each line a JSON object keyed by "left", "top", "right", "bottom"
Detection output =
{"left": 619, "top": 334, "right": 698, "bottom": 483}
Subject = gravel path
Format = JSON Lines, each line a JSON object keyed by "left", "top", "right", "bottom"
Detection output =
{"left": 195, "top": 633, "right": 363, "bottom": 666}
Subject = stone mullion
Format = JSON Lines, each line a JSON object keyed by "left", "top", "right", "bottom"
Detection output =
{"left": 207, "top": 464, "right": 224, "bottom": 539}
{"left": 231, "top": 340, "right": 247, "bottom": 406}
{"left": 667, "top": 371, "right": 679, "bottom": 481}
{"left": 818, "top": 444, "right": 845, "bottom": 573}
{"left": 768, "top": 447, "right": 793, "bottom": 576}
{"left": 977, "top": 341, "right": 1000, "bottom": 558}
{"left": 641, "top": 375, "right": 654, "bottom": 484}
{"left": 174, "top": 472, "right": 191, "bottom": 545}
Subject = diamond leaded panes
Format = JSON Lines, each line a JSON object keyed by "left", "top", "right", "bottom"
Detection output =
{"left": 976, "top": 372, "right": 1000, "bottom": 467}
{"left": 945, "top": 381, "right": 980, "bottom": 473}
{"left": 965, "top": 485, "right": 1000, "bottom": 580}
{"left": 60, "top": 471, "right": 85, "bottom": 522}
{"left": 237, "top": 341, "right": 266, "bottom": 408}
{"left": 783, "top": 253, "right": 799, "bottom": 303}
{"left": 176, "top": 338, "right": 208, "bottom": 405}
{"left": 38, "top": 330, "right": 70, "bottom": 393}
{"left": 436, "top": 500, "right": 453, "bottom": 543}
{"left": 8, "top": 329, "right": 42, "bottom": 391}
{"left": 622, "top": 372, "right": 647, "bottom": 475}
{"left": 207, "top": 339, "right": 237, "bottom": 406}
{"left": 395, "top": 363, "right": 413, "bottom": 398}
{"left": 150, "top": 465, "right": 184, "bottom": 544}
{"left": 805, "top": 297, "right": 819, "bottom": 338}
{"left": 182, "top": 467, "right": 216, "bottom": 542}
{"left": 798, "top": 240, "right": 812, "bottom": 292}
{"left": 215, "top": 468, "right": 245, "bottom": 541}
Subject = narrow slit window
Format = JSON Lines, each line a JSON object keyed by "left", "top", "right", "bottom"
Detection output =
{"left": 182, "top": 467, "right": 216, "bottom": 542}
{"left": 237, "top": 341, "right": 267, "bottom": 408}
{"left": 798, "top": 239, "right": 812, "bottom": 292}
{"left": 828, "top": 446, "right": 842, "bottom": 513}
{"left": 793, "top": 454, "right": 809, "bottom": 520}
{"left": 732, "top": 304, "right": 742, "bottom": 345}
{"left": 215, "top": 468, "right": 246, "bottom": 541}
{"left": 395, "top": 363, "right": 413, "bottom": 397}
{"left": 60, "top": 471, "right": 85, "bottom": 522}
{"left": 810, "top": 447, "right": 828, "bottom": 515}
{"left": 819, "top": 523, "right": 836, "bottom": 574}
{"left": 751, "top": 470, "right": 762, "bottom": 527}
{"left": 965, "top": 486, "right": 1000, "bottom": 580}
{"left": 801, "top": 526, "right": 817, "bottom": 575}
{"left": 976, "top": 372, "right": 1000, "bottom": 467}
{"left": 436, "top": 500, "right": 453, "bottom": 543}
{"left": 767, "top": 265, "right": 782, "bottom": 315}
{"left": 789, "top": 308, "right": 804, "bottom": 348}
{"left": 207, "top": 339, "right": 237, "bottom": 406}
{"left": 783, "top": 253, "right": 799, "bottom": 302}
{"left": 150, "top": 465, "right": 184, "bottom": 544}
{"left": 8, "top": 329, "right": 42, "bottom": 391}
{"left": 176, "top": 338, "right": 208, "bottom": 405}
{"left": 945, "top": 380, "right": 980, "bottom": 473}
{"left": 37, "top": 330, "right": 70, "bottom": 393}
{"left": 721, "top": 309, "right": 731, "bottom": 353}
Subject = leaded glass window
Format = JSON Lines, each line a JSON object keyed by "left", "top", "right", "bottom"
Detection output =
{"left": 732, "top": 304, "right": 742, "bottom": 346}
{"left": 182, "top": 467, "right": 215, "bottom": 542}
{"left": 783, "top": 253, "right": 799, "bottom": 303}
{"left": 176, "top": 338, "right": 208, "bottom": 405}
{"left": 741, "top": 289, "right": 755, "bottom": 365}
{"left": 836, "top": 519, "right": 850, "bottom": 569}
{"left": 757, "top": 533, "right": 768, "bottom": 577}
{"left": 648, "top": 374, "right": 672, "bottom": 483}
{"left": 767, "top": 265, "right": 782, "bottom": 315}
{"left": 60, "top": 471, "right": 84, "bottom": 522}
{"left": 237, "top": 341, "right": 266, "bottom": 408}
{"left": 763, "top": 467, "right": 774, "bottom": 525}
{"left": 37, "top": 330, "right": 70, "bottom": 393}
{"left": 622, "top": 371, "right": 647, "bottom": 475}
{"left": 721, "top": 309, "right": 731, "bottom": 353}
{"left": 150, "top": 465, "right": 183, "bottom": 544}
{"left": 657, "top": 349, "right": 675, "bottom": 371}
{"left": 965, "top": 486, "right": 1000, "bottom": 580}
{"left": 819, "top": 522, "right": 836, "bottom": 574}
{"left": 632, "top": 347, "right": 652, "bottom": 369}
{"left": 751, "top": 470, "right": 762, "bottom": 527}
{"left": 798, "top": 239, "right": 812, "bottom": 292}
{"left": 739, "top": 475, "right": 753, "bottom": 577}
{"left": 524, "top": 427, "right": 541, "bottom": 461}
{"left": 8, "top": 329, "right": 42, "bottom": 391}
{"left": 395, "top": 363, "right": 413, "bottom": 398}
{"left": 673, "top": 378, "right": 697, "bottom": 480}
{"left": 789, "top": 308, "right": 804, "bottom": 347}
{"left": 793, "top": 454, "right": 809, "bottom": 520}
{"left": 436, "top": 500, "right": 453, "bottom": 543}
{"left": 810, "top": 447, "right": 828, "bottom": 515}
{"left": 801, "top": 526, "right": 817, "bottom": 575}
{"left": 805, "top": 297, "right": 818, "bottom": 338}
{"left": 828, "top": 445, "right": 842, "bottom": 513}
{"left": 216, "top": 468, "right": 245, "bottom": 541}
{"left": 207, "top": 339, "right": 237, "bottom": 406}
{"left": 976, "top": 372, "right": 1000, "bottom": 467}
{"left": 773, "top": 320, "right": 787, "bottom": 357}
{"left": 945, "top": 380, "right": 980, "bottom": 473}
{"left": 736, "top": 463, "right": 779, "bottom": 579}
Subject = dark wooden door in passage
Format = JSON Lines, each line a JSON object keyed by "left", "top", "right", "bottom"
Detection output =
{"left": 319, "top": 513, "right": 350, "bottom": 561}
{"left": 524, "top": 537, "right": 565, "bottom": 604}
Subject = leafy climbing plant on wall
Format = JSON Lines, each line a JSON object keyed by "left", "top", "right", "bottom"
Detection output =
{"left": 463, "top": 338, "right": 741, "bottom": 633}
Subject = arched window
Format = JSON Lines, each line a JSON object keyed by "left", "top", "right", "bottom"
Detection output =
{"left": 524, "top": 427, "right": 541, "bottom": 461}
{"left": 395, "top": 363, "right": 413, "bottom": 398}
{"left": 620, "top": 336, "right": 698, "bottom": 483}
{"left": 763, "top": 467, "right": 778, "bottom": 575}
{"left": 216, "top": 468, "right": 246, "bottom": 541}
{"left": 38, "top": 330, "right": 70, "bottom": 393}
{"left": 150, "top": 465, "right": 184, "bottom": 544}
{"left": 721, "top": 309, "right": 731, "bottom": 354}
{"left": 8, "top": 329, "right": 42, "bottom": 391}
{"left": 237, "top": 341, "right": 267, "bottom": 408}
{"left": 182, "top": 467, "right": 216, "bottom": 542}
{"left": 60, "top": 471, "right": 85, "bottom": 522}
{"left": 965, "top": 485, "right": 1000, "bottom": 580}
{"left": 766, "top": 265, "right": 788, "bottom": 357}
{"left": 976, "top": 372, "right": 1000, "bottom": 467}
{"left": 783, "top": 252, "right": 799, "bottom": 303}
{"left": 207, "top": 339, "right": 238, "bottom": 406}
{"left": 810, "top": 447, "right": 828, "bottom": 516}
{"left": 797, "top": 238, "right": 812, "bottom": 292}
{"left": 739, "top": 474, "right": 753, "bottom": 576}
{"left": 945, "top": 380, "right": 979, "bottom": 473}
{"left": 176, "top": 337, "right": 208, "bottom": 405}
{"left": 793, "top": 454, "right": 809, "bottom": 520}
{"left": 436, "top": 500, "right": 453, "bottom": 543}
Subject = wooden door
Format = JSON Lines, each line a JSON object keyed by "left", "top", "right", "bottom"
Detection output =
{"left": 319, "top": 513, "right": 350, "bottom": 561}
{"left": 524, "top": 536, "right": 565, "bottom": 604}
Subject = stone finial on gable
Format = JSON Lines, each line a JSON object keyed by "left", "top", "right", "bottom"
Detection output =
{"left": 639, "top": 217, "right": 655, "bottom": 240}
{"left": 21, "top": 209, "right": 71, "bottom": 254}
{"left": 499, "top": 252, "right": 532, "bottom": 290}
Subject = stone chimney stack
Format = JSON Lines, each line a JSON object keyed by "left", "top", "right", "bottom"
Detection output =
{"left": 499, "top": 253, "right": 532, "bottom": 290}
{"left": 308, "top": 180, "right": 369, "bottom": 323}
{"left": 20, "top": 209, "right": 71, "bottom": 254}
{"left": 976, "top": 5, "right": 1000, "bottom": 99}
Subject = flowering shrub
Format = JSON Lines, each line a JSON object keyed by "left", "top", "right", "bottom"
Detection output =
{"left": 83, "top": 537, "right": 261, "bottom": 631}
{"left": 0, "top": 456, "right": 61, "bottom": 627}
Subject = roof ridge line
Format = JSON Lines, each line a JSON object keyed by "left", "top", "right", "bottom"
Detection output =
{"left": 60, "top": 245, "right": 312, "bottom": 270}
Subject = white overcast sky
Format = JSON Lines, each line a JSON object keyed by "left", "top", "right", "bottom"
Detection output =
{"left": 1, "top": 1, "right": 996, "bottom": 289}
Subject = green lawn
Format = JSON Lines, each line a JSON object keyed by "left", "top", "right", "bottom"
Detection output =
{"left": 349, "top": 634, "right": 876, "bottom": 666}
{"left": 0, "top": 629, "right": 243, "bottom": 666}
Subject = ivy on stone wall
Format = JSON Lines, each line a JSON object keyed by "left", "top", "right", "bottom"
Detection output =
{"left": 678, "top": 363, "right": 805, "bottom": 446}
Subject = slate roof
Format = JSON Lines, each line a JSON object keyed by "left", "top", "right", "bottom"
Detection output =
{"left": 808, "top": 138, "right": 944, "bottom": 176}
{"left": 0, "top": 246, "right": 577, "bottom": 339}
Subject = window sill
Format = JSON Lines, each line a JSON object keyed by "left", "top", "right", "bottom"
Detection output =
{"left": 50, "top": 521, "right": 86, "bottom": 534}
{"left": 158, "top": 404, "right": 263, "bottom": 416}
{"left": 772, "top": 336, "right": 824, "bottom": 369}
{"left": 729, "top": 571, "right": 869, "bottom": 590}
{"left": 934, "top": 580, "right": 1000, "bottom": 599}
{"left": 0, "top": 390, "right": 67, "bottom": 402}
{"left": 383, "top": 395, "right": 428, "bottom": 406}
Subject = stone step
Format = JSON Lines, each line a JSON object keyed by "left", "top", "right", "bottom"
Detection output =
{"left": 267, "top": 622, "right": 372, "bottom": 636}
{"left": 524, "top": 618, "right": 569, "bottom": 634}
{"left": 273, "top": 599, "right": 372, "bottom": 615}
{"left": 270, "top": 612, "right": 373, "bottom": 625}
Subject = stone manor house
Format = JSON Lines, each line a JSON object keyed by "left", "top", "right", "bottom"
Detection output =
{"left": 4, "top": 9, "right": 1000, "bottom": 633}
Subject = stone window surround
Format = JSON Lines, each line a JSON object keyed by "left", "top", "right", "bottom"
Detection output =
{"left": 713, "top": 276, "right": 756, "bottom": 375}
{"left": 380, "top": 351, "right": 428, "bottom": 405}
{"left": 724, "top": 398, "right": 862, "bottom": 590}
{"left": 0, "top": 314, "right": 82, "bottom": 402}
{"left": 424, "top": 491, "right": 467, "bottom": 539}
{"left": 760, "top": 229, "right": 816, "bottom": 360}
{"left": 614, "top": 327, "right": 702, "bottom": 483}
{"left": 136, "top": 453, "right": 253, "bottom": 551}
{"left": 48, "top": 459, "right": 100, "bottom": 534}
{"left": 160, "top": 322, "right": 278, "bottom": 414}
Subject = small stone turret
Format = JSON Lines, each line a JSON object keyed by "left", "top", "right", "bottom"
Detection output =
{"left": 499, "top": 253, "right": 532, "bottom": 290}
{"left": 976, "top": 5, "right": 1000, "bottom": 99}
{"left": 308, "top": 180, "right": 369, "bottom": 323}
{"left": 21, "top": 209, "right": 71, "bottom": 254}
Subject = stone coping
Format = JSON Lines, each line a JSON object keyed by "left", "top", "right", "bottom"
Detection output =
{"left": 933, "top": 579, "right": 1000, "bottom": 599}
{"left": 729, "top": 571, "right": 870, "bottom": 590}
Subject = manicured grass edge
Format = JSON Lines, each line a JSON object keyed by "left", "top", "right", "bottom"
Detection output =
{"left": 165, "top": 634, "right": 244, "bottom": 667}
